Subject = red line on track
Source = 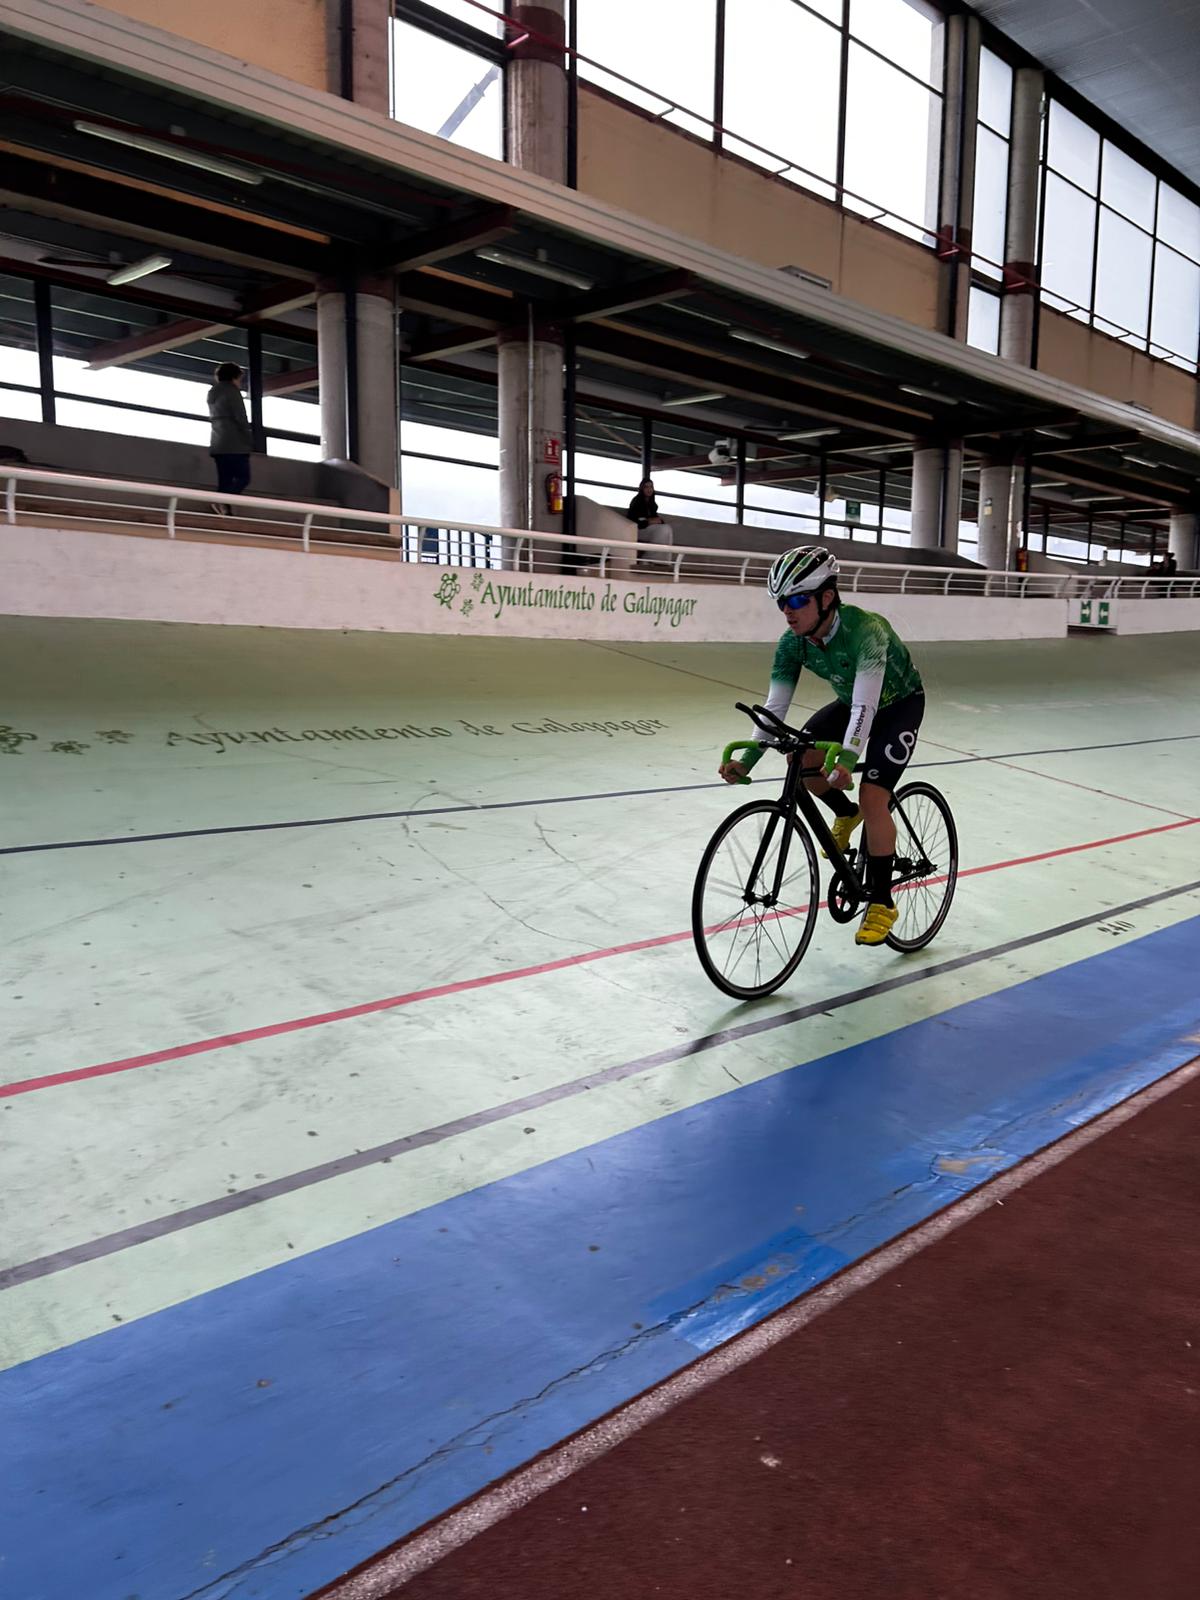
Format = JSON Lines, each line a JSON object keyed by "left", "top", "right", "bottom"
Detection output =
{"left": 4, "top": 815, "right": 1197, "bottom": 1102}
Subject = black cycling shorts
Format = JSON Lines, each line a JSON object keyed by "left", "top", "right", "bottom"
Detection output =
{"left": 800, "top": 691, "right": 925, "bottom": 793}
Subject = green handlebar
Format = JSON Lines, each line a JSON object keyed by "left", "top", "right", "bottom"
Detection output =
{"left": 720, "top": 740, "right": 759, "bottom": 784}
{"left": 719, "top": 737, "right": 855, "bottom": 788}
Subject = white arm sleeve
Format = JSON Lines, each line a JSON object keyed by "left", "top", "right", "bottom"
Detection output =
{"left": 758, "top": 676, "right": 798, "bottom": 740}
{"left": 841, "top": 663, "right": 884, "bottom": 765}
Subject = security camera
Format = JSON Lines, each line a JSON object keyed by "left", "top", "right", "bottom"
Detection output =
{"left": 708, "top": 437, "right": 734, "bottom": 465}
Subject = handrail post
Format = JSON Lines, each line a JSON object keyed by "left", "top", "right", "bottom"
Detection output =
{"left": 672, "top": 551, "right": 684, "bottom": 582}
{"left": 599, "top": 545, "right": 609, "bottom": 578}
{"left": 4, "top": 474, "right": 15, "bottom": 524}
{"left": 167, "top": 496, "right": 178, "bottom": 538}
{"left": 301, "top": 513, "right": 312, "bottom": 553}
{"left": 739, "top": 556, "right": 749, "bottom": 584}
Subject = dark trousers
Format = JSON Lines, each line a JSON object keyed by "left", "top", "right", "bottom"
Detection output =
{"left": 213, "top": 454, "right": 251, "bottom": 495}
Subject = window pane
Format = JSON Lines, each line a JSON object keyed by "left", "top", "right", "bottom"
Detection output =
{"left": 1100, "top": 143, "right": 1155, "bottom": 230}
{"left": 850, "top": 0, "right": 943, "bottom": 90}
{"left": 977, "top": 47, "right": 1012, "bottom": 137}
{"left": 1046, "top": 100, "right": 1099, "bottom": 193}
{"left": 1094, "top": 207, "right": 1152, "bottom": 341}
{"left": 723, "top": 0, "right": 840, "bottom": 193}
{"left": 1041, "top": 172, "right": 1096, "bottom": 314}
{"left": 419, "top": 0, "right": 504, "bottom": 37}
{"left": 0, "top": 276, "right": 40, "bottom": 421}
{"left": 391, "top": 20, "right": 503, "bottom": 157}
{"left": 844, "top": 45, "right": 940, "bottom": 242}
{"left": 967, "top": 285, "right": 1001, "bottom": 353}
{"left": 54, "top": 394, "right": 209, "bottom": 445}
{"left": 972, "top": 125, "right": 1009, "bottom": 277}
{"left": 577, "top": 0, "right": 716, "bottom": 140}
{"left": 1151, "top": 244, "right": 1200, "bottom": 367}
{"left": 1157, "top": 185, "right": 1200, "bottom": 263}
{"left": 401, "top": 452, "right": 499, "bottom": 524}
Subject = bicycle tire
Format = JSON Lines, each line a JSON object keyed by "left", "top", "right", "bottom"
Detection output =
{"left": 885, "top": 781, "right": 958, "bottom": 952}
{"left": 692, "top": 800, "right": 819, "bottom": 999}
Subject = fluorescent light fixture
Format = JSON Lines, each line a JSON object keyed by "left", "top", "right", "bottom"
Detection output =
{"left": 1072, "top": 495, "right": 1123, "bottom": 503}
{"left": 1122, "top": 454, "right": 1158, "bottom": 468}
{"left": 474, "top": 247, "right": 594, "bottom": 291}
{"left": 106, "top": 253, "right": 172, "bottom": 287}
{"left": 1032, "top": 480, "right": 1067, "bottom": 489}
{"left": 661, "top": 391, "right": 725, "bottom": 407}
{"left": 74, "top": 120, "right": 263, "bottom": 185}
{"left": 1035, "top": 425, "right": 1074, "bottom": 440}
{"left": 729, "top": 329, "right": 810, "bottom": 361}
{"left": 778, "top": 427, "right": 837, "bottom": 441}
{"left": 899, "top": 383, "right": 956, "bottom": 404}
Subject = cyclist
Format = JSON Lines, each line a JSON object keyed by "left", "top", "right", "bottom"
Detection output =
{"left": 718, "top": 545, "right": 925, "bottom": 947}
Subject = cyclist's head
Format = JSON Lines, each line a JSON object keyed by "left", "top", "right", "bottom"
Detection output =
{"left": 766, "top": 545, "right": 839, "bottom": 632}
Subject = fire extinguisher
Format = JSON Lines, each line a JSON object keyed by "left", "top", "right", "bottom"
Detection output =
{"left": 544, "top": 471, "right": 563, "bottom": 516}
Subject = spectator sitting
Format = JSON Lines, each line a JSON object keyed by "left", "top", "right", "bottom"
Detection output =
{"left": 206, "top": 362, "right": 253, "bottom": 511}
{"left": 626, "top": 477, "right": 674, "bottom": 567}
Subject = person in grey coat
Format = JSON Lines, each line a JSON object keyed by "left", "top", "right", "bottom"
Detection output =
{"left": 207, "top": 362, "right": 253, "bottom": 499}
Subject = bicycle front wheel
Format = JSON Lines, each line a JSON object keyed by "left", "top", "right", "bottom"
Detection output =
{"left": 692, "top": 800, "right": 819, "bottom": 999}
{"left": 886, "top": 781, "right": 958, "bottom": 952}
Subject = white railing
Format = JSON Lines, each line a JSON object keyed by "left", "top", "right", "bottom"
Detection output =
{"left": 4, "top": 467, "right": 1198, "bottom": 600}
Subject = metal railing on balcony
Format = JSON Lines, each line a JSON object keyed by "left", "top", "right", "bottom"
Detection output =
{"left": 5, "top": 467, "right": 1198, "bottom": 601}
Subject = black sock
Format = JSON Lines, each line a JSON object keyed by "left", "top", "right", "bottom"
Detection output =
{"left": 818, "top": 787, "right": 858, "bottom": 819}
{"left": 867, "top": 854, "right": 895, "bottom": 907}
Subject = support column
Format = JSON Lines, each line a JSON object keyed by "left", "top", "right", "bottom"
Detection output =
{"left": 936, "top": 12, "right": 981, "bottom": 342}
{"left": 940, "top": 443, "right": 963, "bottom": 555}
{"left": 978, "top": 456, "right": 1013, "bottom": 569}
{"left": 319, "top": 2, "right": 398, "bottom": 489}
{"left": 1169, "top": 511, "right": 1198, "bottom": 570}
{"left": 498, "top": 324, "right": 565, "bottom": 563}
{"left": 1000, "top": 66, "right": 1044, "bottom": 367}
{"left": 499, "top": 2, "right": 567, "bottom": 558}
{"left": 910, "top": 447, "right": 943, "bottom": 550}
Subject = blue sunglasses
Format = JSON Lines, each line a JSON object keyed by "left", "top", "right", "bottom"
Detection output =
{"left": 778, "top": 592, "right": 815, "bottom": 612}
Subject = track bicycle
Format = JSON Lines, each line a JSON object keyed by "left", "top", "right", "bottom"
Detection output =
{"left": 691, "top": 701, "right": 958, "bottom": 999}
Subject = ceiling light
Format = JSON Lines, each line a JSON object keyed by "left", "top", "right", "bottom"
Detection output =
{"left": 1072, "top": 495, "right": 1123, "bottom": 504}
{"left": 1122, "top": 454, "right": 1159, "bottom": 468}
{"left": 661, "top": 391, "right": 725, "bottom": 407}
{"left": 106, "top": 253, "right": 173, "bottom": 287}
{"left": 899, "top": 384, "right": 954, "bottom": 404}
{"left": 74, "top": 120, "right": 264, "bottom": 185}
{"left": 778, "top": 427, "right": 837, "bottom": 441}
{"left": 1034, "top": 425, "right": 1074, "bottom": 440}
{"left": 1032, "top": 480, "right": 1067, "bottom": 489}
{"left": 474, "top": 247, "right": 594, "bottom": 290}
{"left": 729, "top": 329, "right": 810, "bottom": 361}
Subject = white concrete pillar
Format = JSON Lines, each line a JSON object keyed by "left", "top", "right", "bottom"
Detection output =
{"left": 320, "top": 4, "right": 398, "bottom": 488}
{"left": 936, "top": 13, "right": 981, "bottom": 342}
{"left": 911, "top": 448, "right": 944, "bottom": 550}
{"left": 1169, "top": 511, "right": 1198, "bottom": 570}
{"left": 1000, "top": 67, "right": 1044, "bottom": 367}
{"left": 506, "top": 2, "right": 568, "bottom": 184}
{"left": 940, "top": 444, "right": 963, "bottom": 555}
{"left": 978, "top": 458, "right": 1013, "bottom": 569}
{"left": 498, "top": 327, "right": 564, "bottom": 561}
{"left": 317, "top": 288, "right": 348, "bottom": 462}
{"left": 499, "top": 1, "right": 567, "bottom": 562}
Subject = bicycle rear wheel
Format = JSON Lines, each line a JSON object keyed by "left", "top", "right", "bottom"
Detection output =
{"left": 692, "top": 800, "right": 819, "bottom": 999}
{"left": 886, "top": 781, "right": 958, "bottom": 952}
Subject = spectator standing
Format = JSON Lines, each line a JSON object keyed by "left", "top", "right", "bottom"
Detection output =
{"left": 207, "top": 362, "right": 253, "bottom": 507}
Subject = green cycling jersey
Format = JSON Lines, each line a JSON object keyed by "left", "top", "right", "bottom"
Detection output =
{"left": 742, "top": 604, "right": 923, "bottom": 771}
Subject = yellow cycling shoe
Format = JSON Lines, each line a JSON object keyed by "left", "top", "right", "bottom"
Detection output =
{"left": 855, "top": 902, "right": 898, "bottom": 946}
{"left": 823, "top": 810, "right": 864, "bottom": 860}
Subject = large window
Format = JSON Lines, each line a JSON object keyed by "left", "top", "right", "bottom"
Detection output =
{"left": 578, "top": 0, "right": 717, "bottom": 141}
{"left": 1040, "top": 99, "right": 1200, "bottom": 369}
{"left": 390, "top": 6, "right": 504, "bottom": 158}
{"left": 0, "top": 275, "right": 321, "bottom": 455}
{"left": 575, "top": 0, "right": 944, "bottom": 246}
{"left": 722, "top": 0, "right": 841, "bottom": 202}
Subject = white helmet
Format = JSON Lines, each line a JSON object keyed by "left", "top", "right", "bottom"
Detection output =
{"left": 766, "top": 545, "right": 839, "bottom": 602}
